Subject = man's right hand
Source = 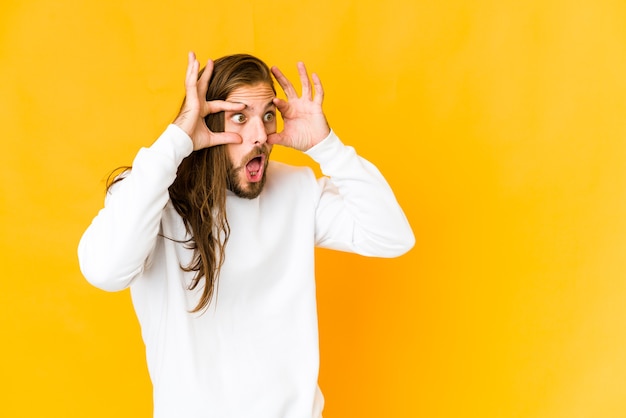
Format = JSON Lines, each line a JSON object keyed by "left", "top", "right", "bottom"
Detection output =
{"left": 173, "top": 51, "right": 244, "bottom": 151}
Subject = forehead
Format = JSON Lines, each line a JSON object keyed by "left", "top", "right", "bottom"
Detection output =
{"left": 226, "top": 83, "right": 275, "bottom": 105}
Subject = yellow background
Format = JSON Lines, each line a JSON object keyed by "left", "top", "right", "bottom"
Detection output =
{"left": 2, "top": 0, "right": 626, "bottom": 416}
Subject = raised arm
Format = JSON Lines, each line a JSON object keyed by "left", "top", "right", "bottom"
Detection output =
{"left": 269, "top": 62, "right": 414, "bottom": 257}
{"left": 308, "top": 133, "right": 415, "bottom": 257}
{"left": 78, "top": 52, "right": 245, "bottom": 291}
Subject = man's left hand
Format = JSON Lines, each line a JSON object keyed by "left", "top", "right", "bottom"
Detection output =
{"left": 268, "top": 62, "right": 331, "bottom": 151}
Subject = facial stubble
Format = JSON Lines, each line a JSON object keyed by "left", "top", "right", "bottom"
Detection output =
{"left": 226, "top": 145, "right": 271, "bottom": 199}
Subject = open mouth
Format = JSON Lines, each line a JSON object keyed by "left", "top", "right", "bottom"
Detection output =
{"left": 245, "top": 154, "right": 266, "bottom": 182}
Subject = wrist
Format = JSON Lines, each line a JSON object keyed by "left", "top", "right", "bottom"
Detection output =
{"left": 172, "top": 112, "right": 195, "bottom": 139}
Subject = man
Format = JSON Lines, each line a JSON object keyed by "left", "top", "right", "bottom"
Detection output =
{"left": 78, "top": 51, "right": 414, "bottom": 418}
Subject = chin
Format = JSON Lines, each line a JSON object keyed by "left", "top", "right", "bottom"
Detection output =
{"left": 230, "top": 176, "right": 267, "bottom": 199}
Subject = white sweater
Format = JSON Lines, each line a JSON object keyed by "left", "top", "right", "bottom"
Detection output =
{"left": 78, "top": 124, "right": 414, "bottom": 418}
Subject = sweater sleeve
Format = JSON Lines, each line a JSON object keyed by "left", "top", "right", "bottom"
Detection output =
{"left": 77, "top": 124, "right": 194, "bottom": 291}
{"left": 305, "top": 130, "right": 415, "bottom": 257}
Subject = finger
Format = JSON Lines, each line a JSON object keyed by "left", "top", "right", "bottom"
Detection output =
{"left": 185, "top": 51, "right": 196, "bottom": 80}
{"left": 206, "top": 100, "right": 246, "bottom": 115}
{"left": 184, "top": 52, "right": 200, "bottom": 103}
{"left": 272, "top": 97, "right": 290, "bottom": 115}
{"left": 312, "top": 72, "right": 324, "bottom": 105}
{"left": 197, "top": 59, "right": 214, "bottom": 99}
{"left": 297, "top": 62, "right": 312, "bottom": 100}
{"left": 209, "top": 131, "right": 243, "bottom": 146}
{"left": 271, "top": 66, "right": 298, "bottom": 99}
{"left": 185, "top": 51, "right": 198, "bottom": 88}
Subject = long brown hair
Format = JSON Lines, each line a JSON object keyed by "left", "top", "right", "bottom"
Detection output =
{"left": 169, "top": 54, "right": 275, "bottom": 312}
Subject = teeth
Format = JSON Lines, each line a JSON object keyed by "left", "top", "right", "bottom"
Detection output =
{"left": 250, "top": 171, "right": 258, "bottom": 176}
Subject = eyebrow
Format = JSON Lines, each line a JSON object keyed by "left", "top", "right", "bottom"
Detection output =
{"left": 234, "top": 100, "right": 276, "bottom": 111}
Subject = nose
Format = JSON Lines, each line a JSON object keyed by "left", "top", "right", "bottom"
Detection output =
{"left": 247, "top": 117, "right": 268, "bottom": 145}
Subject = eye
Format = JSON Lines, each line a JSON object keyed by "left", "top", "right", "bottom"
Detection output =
{"left": 263, "top": 111, "right": 275, "bottom": 123}
{"left": 230, "top": 113, "right": 247, "bottom": 124}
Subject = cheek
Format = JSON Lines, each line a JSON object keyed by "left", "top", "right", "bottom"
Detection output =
{"left": 225, "top": 144, "right": 242, "bottom": 166}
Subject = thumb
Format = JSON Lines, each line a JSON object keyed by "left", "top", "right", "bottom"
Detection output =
{"left": 211, "top": 132, "right": 243, "bottom": 146}
{"left": 267, "top": 132, "right": 287, "bottom": 146}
